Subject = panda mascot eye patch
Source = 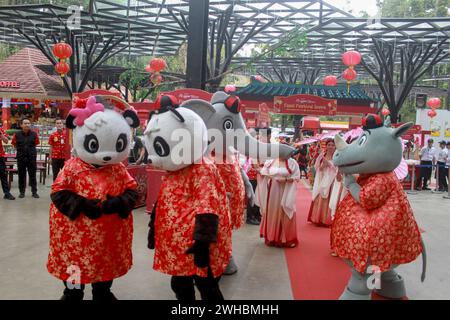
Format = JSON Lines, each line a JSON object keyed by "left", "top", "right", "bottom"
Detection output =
{"left": 84, "top": 134, "right": 99, "bottom": 153}
{"left": 153, "top": 136, "right": 170, "bottom": 157}
{"left": 116, "top": 133, "right": 128, "bottom": 153}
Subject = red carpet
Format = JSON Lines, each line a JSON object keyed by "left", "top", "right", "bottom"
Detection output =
{"left": 284, "top": 181, "right": 350, "bottom": 300}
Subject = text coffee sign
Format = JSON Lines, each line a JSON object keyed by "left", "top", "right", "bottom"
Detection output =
{"left": 273, "top": 94, "right": 337, "bottom": 116}
{"left": 0, "top": 81, "right": 20, "bottom": 88}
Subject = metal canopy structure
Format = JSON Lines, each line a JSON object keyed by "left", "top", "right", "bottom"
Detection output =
{"left": 94, "top": 0, "right": 351, "bottom": 45}
{"left": 0, "top": 3, "right": 183, "bottom": 56}
{"left": 232, "top": 17, "right": 450, "bottom": 80}
{"left": 0, "top": 1, "right": 449, "bottom": 91}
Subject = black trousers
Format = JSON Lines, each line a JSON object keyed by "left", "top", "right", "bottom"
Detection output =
{"left": 171, "top": 268, "right": 224, "bottom": 301}
{"left": 246, "top": 179, "right": 260, "bottom": 221}
{"left": 17, "top": 158, "right": 37, "bottom": 194}
{"left": 0, "top": 157, "right": 10, "bottom": 195}
{"left": 63, "top": 280, "right": 113, "bottom": 299}
{"left": 51, "top": 158, "right": 66, "bottom": 182}
{"left": 437, "top": 162, "right": 448, "bottom": 190}
{"left": 418, "top": 160, "right": 433, "bottom": 188}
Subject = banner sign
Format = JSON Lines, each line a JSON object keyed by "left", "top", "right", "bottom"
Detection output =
{"left": 273, "top": 94, "right": 337, "bottom": 116}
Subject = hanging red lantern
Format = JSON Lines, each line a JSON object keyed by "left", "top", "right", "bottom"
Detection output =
{"left": 150, "top": 73, "right": 163, "bottom": 85}
{"left": 342, "top": 68, "right": 357, "bottom": 81}
{"left": 254, "top": 75, "right": 265, "bottom": 82}
{"left": 148, "top": 58, "right": 167, "bottom": 73}
{"left": 427, "top": 109, "right": 437, "bottom": 118}
{"left": 427, "top": 97, "right": 441, "bottom": 109}
{"left": 55, "top": 61, "right": 70, "bottom": 77}
{"left": 52, "top": 42, "right": 73, "bottom": 62}
{"left": 342, "top": 50, "right": 362, "bottom": 67}
{"left": 224, "top": 84, "right": 236, "bottom": 93}
{"left": 323, "top": 75, "right": 338, "bottom": 86}
{"left": 381, "top": 108, "right": 390, "bottom": 116}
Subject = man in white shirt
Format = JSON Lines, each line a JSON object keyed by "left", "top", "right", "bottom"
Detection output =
{"left": 436, "top": 141, "right": 448, "bottom": 192}
{"left": 417, "top": 139, "right": 436, "bottom": 190}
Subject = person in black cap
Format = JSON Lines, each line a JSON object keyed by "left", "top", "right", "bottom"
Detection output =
{"left": 417, "top": 138, "right": 436, "bottom": 190}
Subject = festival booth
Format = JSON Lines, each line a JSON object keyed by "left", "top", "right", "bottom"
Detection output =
{"left": 0, "top": 48, "right": 71, "bottom": 183}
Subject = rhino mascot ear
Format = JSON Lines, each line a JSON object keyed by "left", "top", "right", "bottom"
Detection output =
{"left": 392, "top": 122, "right": 413, "bottom": 139}
{"left": 181, "top": 99, "right": 216, "bottom": 123}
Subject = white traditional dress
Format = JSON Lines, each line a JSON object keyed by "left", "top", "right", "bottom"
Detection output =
{"left": 256, "top": 158, "right": 300, "bottom": 247}
{"left": 307, "top": 152, "right": 338, "bottom": 226}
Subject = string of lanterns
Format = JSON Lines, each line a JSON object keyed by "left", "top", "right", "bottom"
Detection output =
{"left": 145, "top": 58, "right": 167, "bottom": 85}
{"left": 426, "top": 97, "right": 441, "bottom": 119}
{"left": 323, "top": 50, "right": 361, "bottom": 91}
{"left": 52, "top": 41, "right": 73, "bottom": 78}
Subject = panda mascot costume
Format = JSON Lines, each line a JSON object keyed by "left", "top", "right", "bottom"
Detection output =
{"left": 144, "top": 95, "right": 231, "bottom": 301}
{"left": 47, "top": 95, "right": 140, "bottom": 300}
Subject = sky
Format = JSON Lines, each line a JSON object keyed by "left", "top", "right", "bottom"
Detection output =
{"left": 326, "top": 0, "right": 379, "bottom": 17}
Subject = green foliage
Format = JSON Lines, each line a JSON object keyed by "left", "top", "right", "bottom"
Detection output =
{"left": 261, "top": 27, "right": 308, "bottom": 58}
{"left": 0, "top": 43, "right": 20, "bottom": 62}
{"left": 380, "top": 0, "right": 450, "bottom": 17}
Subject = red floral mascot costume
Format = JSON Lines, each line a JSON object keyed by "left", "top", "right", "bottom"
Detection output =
{"left": 144, "top": 95, "right": 231, "bottom": 301}
{"left": 47, "top": 94, "right": 140, "bottom": 300}
{"left": 331, "top": 114, "right": 426, "bottom": 300}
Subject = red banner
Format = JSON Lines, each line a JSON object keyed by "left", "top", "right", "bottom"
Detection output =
{"left": 258, "top": 102, "right": 270, "bottom": 127}
{"left": 162, "top": 88, "right": 212, "bottom": 103}
{"left": 273, "top": 94, "right": 337, "bottom": 116}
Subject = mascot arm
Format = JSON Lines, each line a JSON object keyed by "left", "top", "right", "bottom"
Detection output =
{"left": 240, "top": 167, "right": 255, "bottom": 207}
{"left": 359, "top": 175, "right": 391, "bottom": 210}
{"left": 102, "top": 189, "right": 139, "bottom": 219}
{"left": 343, "top": 174, "right": 361, "bottom": 203}
{"left": 51, "top": 190, "right": 102, "bottom": 220}
{"left": 186, "top": 213, "right": 219, "bottom": 268}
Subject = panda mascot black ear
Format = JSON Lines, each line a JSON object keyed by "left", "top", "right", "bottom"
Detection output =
{"left": 123, "top": 110, "right": 140, "bottom": 128}
{"left": 66, "top": 114, "right": 76, "bottom": 129}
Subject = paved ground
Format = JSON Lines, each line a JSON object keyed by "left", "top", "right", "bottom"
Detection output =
{"left": 0, "top": 176, "right": 448, "bottom": 300}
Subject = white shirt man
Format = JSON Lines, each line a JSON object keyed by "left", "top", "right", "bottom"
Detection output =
{"left": 436, "top": 144, "right": 447, "bottom": 164}
{"left": 420, "top": 145, "right": 436, "bottom": 162}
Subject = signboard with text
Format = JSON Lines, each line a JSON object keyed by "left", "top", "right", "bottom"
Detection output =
{"left": 163, "top": 88, "right": 212, "bottom": 103}
{"left": 0, "top": 81, "right": 20, "bottom": 88}
{"left": 273, "top": 94, "right": 337, "bottom": 116}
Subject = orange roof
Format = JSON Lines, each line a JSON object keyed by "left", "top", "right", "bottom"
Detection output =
{"left": 0, "top": 48, "right": 68, "bottom": 98}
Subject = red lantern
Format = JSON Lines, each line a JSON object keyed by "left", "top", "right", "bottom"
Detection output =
{"left": 52, "top": 42, "right": 73, "bottom": 61}
{"left": 342, "top": 67, "right": 357, "bottom": 81}
{"left": 323, "top": 75, "right": 337, "bottom": 86}
{"left": 427, "top": 109, "right": 437, "bottom": 118}
{"left": 342, "top": 50, "right": 361, "bottom": 66}
{"left": 427, "top": 97, "right": 441, "bottom": 109}
{"left": 381, "top": 108, "right": 390, "bottom": 116}
{"left": 148, "top": 58, "right": 167, "bottom": 73}
{"left": 55, "top": 61, "right": 70, "bottom": 77}
{"left": 254, "top": 75, "right": 265, "bottom": 82}
{"left": 224, "top": 84, "right": 236, "bottom": 93}
{"left": 151, "top": 73, "right": 163, "bottom": 85}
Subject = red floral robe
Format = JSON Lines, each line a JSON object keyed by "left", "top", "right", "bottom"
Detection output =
{"left": 47, "top": 157, "right": 137, "bottom": 284}
{"left": 331, "top": 172, "right": 423, "bottom": 273}
{"left": 153, "top": 158, "right": 231, "bottom": 278}
{"left": 215, "top": 159, "right": 246, "bottom": 230}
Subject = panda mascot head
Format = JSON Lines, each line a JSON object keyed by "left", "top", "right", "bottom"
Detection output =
{"left": 143, "top": 95, "right": 208, "bottom": 172}
{"left": 66, "top": 95, "right": 140, "bottom": 166}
